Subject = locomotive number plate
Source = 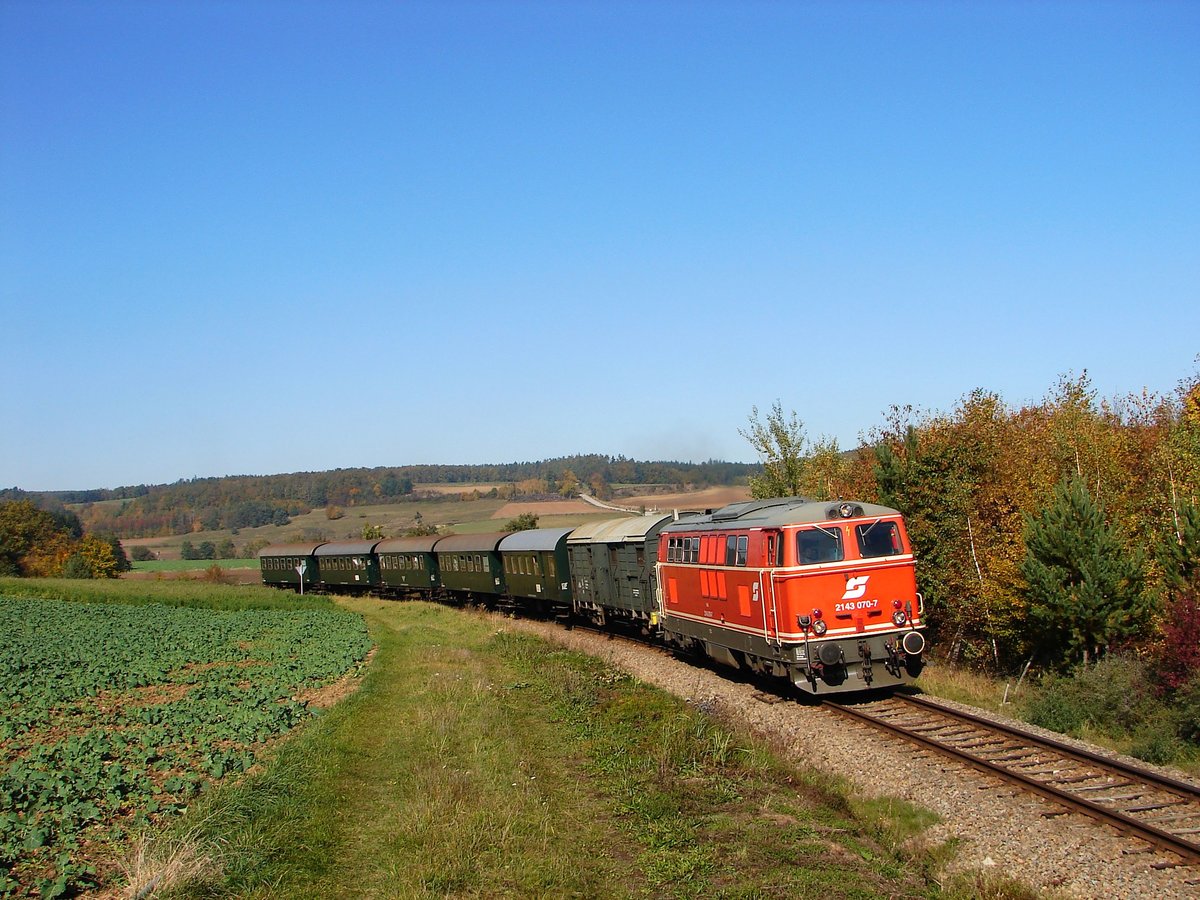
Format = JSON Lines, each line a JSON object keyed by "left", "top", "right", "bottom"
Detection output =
{"left": 835, "top": 599, "right": 880, "bottom": 613}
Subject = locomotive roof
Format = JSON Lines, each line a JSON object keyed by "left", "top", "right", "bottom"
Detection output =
{"left": 659, "top": 497, "right": 902, "bottom": 531}
{"left": 566, "top": 513, "right": 676, "bottom": 544}
{"left": 258, "top": 542, "right": 325, "bottom": 558}
{"left": 375, "top": 536, "right": 441, "bottom": 553}
{"left": 498, "top": 527, "right": 574, "bottom": 552}
{"left": 434, "top": 532, "right": 511, "bottom": 553}
{"left": 314, "top": 540, "right": 382, "bottom": 556}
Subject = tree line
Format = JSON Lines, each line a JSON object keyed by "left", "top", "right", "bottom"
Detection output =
{"left": 3, "top": 456, "right": 755, "bottom": 540}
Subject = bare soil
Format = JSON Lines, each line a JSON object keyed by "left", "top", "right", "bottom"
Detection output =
{"left": 621, "top": 485, "right": 751, "bottom": 510}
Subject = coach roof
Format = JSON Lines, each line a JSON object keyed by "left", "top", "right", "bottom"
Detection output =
{"left": 498, "top": 527, "right": 574, "bottom": 552}
{"left": 566, "top": 513, "right": 676, "bottom": 544}
{"left": 376, "top": 536, "right": 441, "bottom": 554}
{"left": 660, "top": 497, "right": 902, "bottom": 531}
{"left": 258, "top": 542, "right": 325, "bottom": 558}
{"left": 314, "top": 540, "right": 382, "bottom": 556}
{"left": 434, "top": 532, "right": 511, "bottom": 553}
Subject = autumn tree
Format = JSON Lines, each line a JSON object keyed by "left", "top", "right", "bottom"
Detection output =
{"left": 76, "top": 534, "right": 121, "bottom": 578}
{"left": 503, "top": 512, "right": 540, "bottom": 532}
{"left": 558, "top": 469, "right": 580, "bottom": 497}
{"left": 0, "top": 500, "right": 75, "bottom": 576}
{"left": 740, "top": 401, "right": 807, "bottom": 499}
{"left": 1021, "top": 476, "right": 1151, "bottom": 667}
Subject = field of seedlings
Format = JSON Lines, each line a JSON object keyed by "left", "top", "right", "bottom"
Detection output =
{"left": 0, "top": 585, "right": 371, "bottom": 897}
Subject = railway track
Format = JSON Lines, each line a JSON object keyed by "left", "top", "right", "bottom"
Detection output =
{"left": 824, "top": 693, "right": 1200, "bottom": 868}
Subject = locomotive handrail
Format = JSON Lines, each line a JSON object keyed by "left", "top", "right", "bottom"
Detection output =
{"left": 763, "top": 568, "right": 782, "bottom": 649}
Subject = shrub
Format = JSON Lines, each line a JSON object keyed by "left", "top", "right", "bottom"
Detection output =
{"left": 1024, "top": 656, "right": 1158, "bottom": 736}
{"left": 1170, "top": 674, "right": 1200, "bottom": 744}
{"left": 1158, "top": 577, "right": 1200, "bottom": 690}
{"left": 61, "top": 554, "right": 94, "bottom": 579}
{"left": 130, "top": 546, "right": 156, "bottom": 562}
{"left": 1130, "top": 713, "right": 1186, "bottom": 765}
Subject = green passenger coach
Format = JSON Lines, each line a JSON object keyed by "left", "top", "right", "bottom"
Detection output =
{"left": 376, "top": 535, "right": 442, "bottom": 596}
{"left": 258, "top": 542, "right": 324, "bottom": 591}
{"left": 434, "top": 532, "right": 510, "bottom": 600}
{"left": 314, "top": 540, "right": 382, "bottom": 594}
{"left": 498, "top": 527, "right": 574, "bottom": 613}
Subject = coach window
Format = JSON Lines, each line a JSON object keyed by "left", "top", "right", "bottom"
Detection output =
{"left": 856, "top": 521, "right": 902, "bottom": 558}
{"left": 736, "top": 535, "right": 748, "bottom": 566}
{"left": 725, "top": 535, "right": 737, "bottom": 566}
{"left": 798, "top": 526, "right": 844, "bottom": 564}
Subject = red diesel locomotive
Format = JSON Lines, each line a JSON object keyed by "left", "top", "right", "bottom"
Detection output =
{"left": 657, "top": 497, "right": 925, "bottom": 693}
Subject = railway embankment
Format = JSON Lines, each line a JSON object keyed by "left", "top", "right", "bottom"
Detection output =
{"left": 499, "top": 613, "right": 1200, "bottom": 899}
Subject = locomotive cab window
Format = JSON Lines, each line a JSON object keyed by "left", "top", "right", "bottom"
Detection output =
{"left": 798, "top": 527, "right": 844, "bottom": 564}
{"left": 856, "top": 520, "right": 903, "bottom": 558}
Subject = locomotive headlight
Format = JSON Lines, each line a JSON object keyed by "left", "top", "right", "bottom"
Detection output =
{"left": 813, "top": 619, "right": 828, "bottom": 636}
{"left": 892, "top": 599, "right": 902, "bottom": 610}
{"left": 811, "top": 608, "right": 823, "bottom": 620}
{"left": 892, "top": 610, "right": 907, "bottom": 627}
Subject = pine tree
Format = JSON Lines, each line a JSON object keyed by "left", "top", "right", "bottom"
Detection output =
{"left": 1021, "top": 476, "right": 1151, "bottom": 666}
{"left": 1159, "top": 501, "right": 1200, "bottom": 592}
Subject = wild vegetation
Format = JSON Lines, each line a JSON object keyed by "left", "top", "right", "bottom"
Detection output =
{"left": 0, "top": 580, "right": 369, "bottom": 897}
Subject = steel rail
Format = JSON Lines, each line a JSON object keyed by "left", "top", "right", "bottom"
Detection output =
{"left": 823, "top": 697, "right": 1200, "bottom": 866}
{"left": 896, "top": 693, "right": 1200, "bottom": 802}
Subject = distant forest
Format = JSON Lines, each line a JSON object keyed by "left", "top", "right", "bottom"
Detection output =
{"left": 0, "top": 455, "right": 756, "bottom": 540}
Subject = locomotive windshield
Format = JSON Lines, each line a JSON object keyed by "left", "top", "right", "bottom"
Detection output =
{"left": 797, "top": 526, "right": 843, "bottom": 564}
{"left": 856, "top": 520, "right": 903, "bottom": 557}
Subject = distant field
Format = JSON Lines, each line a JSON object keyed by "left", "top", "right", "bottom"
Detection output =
{"left": 622, "top": 484, "right": 750, "bottom": 510}
{"left": 114, "top": 486, "right": 749, "bottom": 561}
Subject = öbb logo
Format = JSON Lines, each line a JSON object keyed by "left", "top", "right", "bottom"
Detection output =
{"left": 841, "top": 576, "right": 870, "bottom": 600}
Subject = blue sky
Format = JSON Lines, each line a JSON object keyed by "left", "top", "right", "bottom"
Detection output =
{"left": 2, "top": 1, "right": 1197, "bottom": 492}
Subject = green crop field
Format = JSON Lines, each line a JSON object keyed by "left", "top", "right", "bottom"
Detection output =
{"left": 131, "top": 558, "right": 257, "bottom": 572}
{"left": 0, "top": 586, "right": 371, "bottom": 897}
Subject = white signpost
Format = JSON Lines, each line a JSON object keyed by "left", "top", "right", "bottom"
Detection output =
{"left": 296, "top": 560, "right": 307, "bottom": 595}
